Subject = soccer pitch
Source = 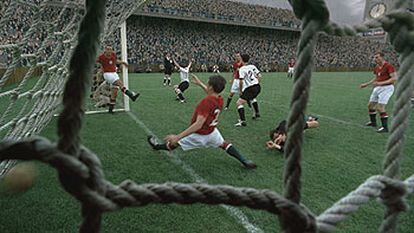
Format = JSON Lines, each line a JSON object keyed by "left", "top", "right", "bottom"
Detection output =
{"left": 1, "top": 72, "right": 413, "bottom": 233}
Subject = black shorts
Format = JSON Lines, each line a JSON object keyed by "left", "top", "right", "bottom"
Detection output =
{"left": 164, "top": 69, "right": 173, "bottom": 75}
{"left": 178, "top": 81, "right": 189, "bottom": 92}
{"left": 240, "top": 84, "right": 261, "bottom": 101}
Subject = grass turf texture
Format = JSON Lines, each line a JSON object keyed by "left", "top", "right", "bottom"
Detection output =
{"left": 1, "top": 72, "right": 413, "bottom": 233}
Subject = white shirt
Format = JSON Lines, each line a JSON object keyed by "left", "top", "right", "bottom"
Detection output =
{"left": 179, "top": 67, "right": 190, "bottom": 82}
{"left": 239, "top": 64, "right": 260, "bottom": 91}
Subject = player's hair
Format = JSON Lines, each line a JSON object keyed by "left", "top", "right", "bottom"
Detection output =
{"left": 241, "top": 54, "right": 250, "bottom": 63}
{"left": 375, "top": 51, "right": 385, "bottom": 57}
{"left": 208, "top": 75, "right": 226, "bottom": 93}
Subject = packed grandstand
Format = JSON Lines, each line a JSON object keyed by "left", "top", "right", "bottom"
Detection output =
{"left": 0, "top": 0, "right": 399, "bottom": 71}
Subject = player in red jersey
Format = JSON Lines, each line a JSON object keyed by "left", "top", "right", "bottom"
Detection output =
{"left": 97, "top": 46, "right": 140, "bottom": 113}
{"left": 360, "top": 52, "right": 397, "bottom": 133}
{"left": 287, "top": 58, "right": 295, "bottom": 78}
{"left": 147, "top": 74, "right": 257, "bottom": 169}
{"left": 224, "top": 52, "right": 243, "bottom": 110}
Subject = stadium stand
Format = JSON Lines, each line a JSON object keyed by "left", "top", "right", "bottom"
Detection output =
{"left": 124, "top": 16, "right": 398, "bottom": 72}
{"left": 139, "top": 0, "right": 301, "bottom": 29}
{"left": 0, "top": 0, "right": 399, "bottom": 71}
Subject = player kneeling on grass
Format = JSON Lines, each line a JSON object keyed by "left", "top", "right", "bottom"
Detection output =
{"left": 266, "top": 116, "right": 319, "bottom": 152}
{"left": 147, "top": 74, "right": 257, "bottom": 169}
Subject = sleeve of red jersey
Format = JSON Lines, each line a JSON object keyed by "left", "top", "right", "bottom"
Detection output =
{"left": 196, "top": 99, "right": 213, "bottom": 118}
{"left": 387, "top": 63, "right": 396, "bottom": 74}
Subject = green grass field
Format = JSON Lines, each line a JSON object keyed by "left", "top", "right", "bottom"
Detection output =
{"left": 1, "top": 72, "right": 413, "bottom": 233}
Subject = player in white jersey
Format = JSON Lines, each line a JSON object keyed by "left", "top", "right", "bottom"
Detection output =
{"left": 173, "top": 58, "right": 192, "bottom": 103}
{"left": 287, "top": 58, "right": 295, "bottom": 78}
{"left": 235, "top": 54, "right": 262, "bottom": 127}
{"left": 212, "top": 64, "right": 220, "bottom": 73}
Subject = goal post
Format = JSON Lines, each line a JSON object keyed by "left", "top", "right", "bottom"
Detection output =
{"left": 85, "top": 20, "right": 130, "bottom": 115}
{"left": 120, "top": 21, "right": 130, "bottom": 112}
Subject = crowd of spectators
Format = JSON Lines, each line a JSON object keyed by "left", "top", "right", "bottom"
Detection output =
{"left": 0, "top": 1, "right": 80, "bottom": 66}
{"left": 139, "top": 0, "right": 301, "bottom": 29}
{"left": 1, "top": 1, "right": 399, "bottom": 72}
{"left": 123, "top": 16, "right": 398, "bottom": 72}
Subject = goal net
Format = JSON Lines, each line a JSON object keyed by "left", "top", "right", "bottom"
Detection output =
{"left": 0, "top": 0, "right": 145, "bottom": 176}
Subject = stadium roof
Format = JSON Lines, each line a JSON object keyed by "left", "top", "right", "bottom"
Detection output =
{"left": 231, "top": 0, "right": 366, "bottom": 25}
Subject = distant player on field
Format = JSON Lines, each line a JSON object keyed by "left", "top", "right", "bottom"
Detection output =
{"left": 173, "top": 58, "right": 192, "bottom": 103}
{"left": 235, "top": 54, "right": 261, "bottom": 127}
{"left": 224, "top": 52, "right": 243, "bottom": 110}
{"left": 287, "top": 58, "right": 295, "bottom": 78}
{"left": 212, "top": 64, "right": 220, "bottom": 73}
{"left": 163, "top": 53, "right": 174, "bottom": 86}
{"left": 97, "top": 45, "right": 140, "bottom": 113}
{"left": 360, "top": 52, "right": 397, "bottom": 133}
{"left": 147, "top": 74, "right": 257, "bottom": 169}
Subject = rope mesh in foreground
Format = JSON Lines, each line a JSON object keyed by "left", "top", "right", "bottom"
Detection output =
{"left": 0, "top": 0, "right": 413, "bottom": 232}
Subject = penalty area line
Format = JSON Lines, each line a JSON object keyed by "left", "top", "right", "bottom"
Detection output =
{"left": 127, "top": 111, "right": 264, "bottom": 233}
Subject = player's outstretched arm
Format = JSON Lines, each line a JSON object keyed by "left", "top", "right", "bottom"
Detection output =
{"left": 173, "top": 59, "right": 181, "bottom": 69}
{"left": 187, "top": 59, "right": 194, "bottom": 69}
{"left": 360, "top": 77, "right": 376, "bottom": 89}
{"left": 165, "top": 115, "right": 206, "bottom": 145}
{"left": 191, "top": 74, "right": 208, "bottom": 93}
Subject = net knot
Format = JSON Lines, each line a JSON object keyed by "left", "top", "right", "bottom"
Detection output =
{"left": 289, "top": 0, "right": 329, "bottom": 26}
{"left": 379, "top": 177, "right": 409, "bottom": 214}
{"left": 279, "top": 202, "right": 317, "bottom": 233}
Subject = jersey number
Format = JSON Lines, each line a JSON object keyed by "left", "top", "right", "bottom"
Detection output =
{"left": 209, "top": 109, "right": 221, "bottom": 126}
{"left": 247, "top": 70, "right": 255, "bottom": 82}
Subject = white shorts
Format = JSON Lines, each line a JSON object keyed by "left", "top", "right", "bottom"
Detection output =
{"left": 103, "top": 72, "right": 120, "bottom": 85}
{"left": 369, "top": 85, "right": 394, "bottom": 105}
{"left": 178, "top": 128, "right": 225, "bottom": 151}
{"left": 288, "top": 67, "right": 294, "bottom": 73}
{"left": 230, "top": 79, "right": 240, "bottom": 94}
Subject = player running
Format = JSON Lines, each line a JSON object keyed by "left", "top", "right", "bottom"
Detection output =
{"left": 147, "top": 74, "right": 257, "bottom": 169}
{"left": 287, "top": 58, "right": 295, "bottom": 78}
{"left": 235, "top": 54, "right": 261, "bottom": 127}
{"left": 172, "top": 58, "right": 192, "bottom": 103}
{"left": 97, "top": 45, "right": 140, "bottom": 113}
{"left": 224, "top": 52, "right": 243, "bottom": 110}
{"left": 360, "top": 52, "right": 397, "bottom": 133}
{"left": 163, "top": 53, "right": 174, "bottom": 86}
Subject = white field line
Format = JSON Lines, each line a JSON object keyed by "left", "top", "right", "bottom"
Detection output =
{"left": 127, "top": 111, "right": 264, "bottom": 233}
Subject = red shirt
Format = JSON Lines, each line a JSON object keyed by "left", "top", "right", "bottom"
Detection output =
{"left": 191, "top": 95, "right": 223, "bottom": 135}
{"left": 98, "top": 53, "right": 117, "bottom": 73}
{"left": 288, "top": 61, "right": 295, "bottom": 68}
{"left": 233, "top": 62, "right": 243, "bottom": 79}
{"left": 374, "top": 62, "right": 395, "bottom": 82}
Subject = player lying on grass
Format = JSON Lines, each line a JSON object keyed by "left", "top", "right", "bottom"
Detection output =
{"left": 147, "top": 74, "right": 257, "bottom": 169}
{"left": 266, "top": 116, "right": 319, "bottom": 152}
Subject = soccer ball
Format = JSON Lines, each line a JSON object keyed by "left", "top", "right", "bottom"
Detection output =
{"left": 1, "top": 162, "right": 37, "bottom": 194}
